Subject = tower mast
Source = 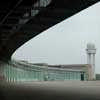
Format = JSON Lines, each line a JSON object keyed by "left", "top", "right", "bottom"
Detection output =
{"left": 86, "top": 43, "right": 96, "bottom": 79}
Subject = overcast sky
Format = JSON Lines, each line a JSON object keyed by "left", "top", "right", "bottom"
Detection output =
{"left": 12, "top": 2, "right": 100, "bottom": 73}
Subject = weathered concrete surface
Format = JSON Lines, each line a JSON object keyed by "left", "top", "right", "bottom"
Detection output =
{"left": 0, "top": 81, "right": 100, "bottom": 100}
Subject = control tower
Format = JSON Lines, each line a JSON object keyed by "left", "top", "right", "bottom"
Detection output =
{"left": 86, "top": 43, "right": 96, "bottom": 79}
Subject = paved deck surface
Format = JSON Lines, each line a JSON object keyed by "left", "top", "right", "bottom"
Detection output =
{"left": 0, "top": 81, "right": 100, "bottom": 100}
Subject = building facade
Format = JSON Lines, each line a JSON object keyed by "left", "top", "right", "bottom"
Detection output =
{"left": 1, "top": 60, "right": 93, "bottom": 82}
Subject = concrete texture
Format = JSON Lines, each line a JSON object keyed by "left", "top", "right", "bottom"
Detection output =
{"left": 0, "top": 81, "right": 100, "bottom": 100}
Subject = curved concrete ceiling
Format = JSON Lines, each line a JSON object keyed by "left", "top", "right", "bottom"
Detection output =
{"left": 11, "top": 2, "right": 100, "bottom": 74}
{"left": 0, "top": 0, "right": 99, "bottom": 61}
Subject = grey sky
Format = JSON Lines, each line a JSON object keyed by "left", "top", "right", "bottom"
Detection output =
{"left": 12, "top": 2, "right": 100, "bottom": 73}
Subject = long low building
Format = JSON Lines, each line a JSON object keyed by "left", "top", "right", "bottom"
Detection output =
{"left": 0, "top": 60, "right": 94, "bottom": 82}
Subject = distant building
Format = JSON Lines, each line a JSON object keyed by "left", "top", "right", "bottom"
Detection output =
{"left": 86, "top": 43, "right": 96, "bottom": 79}
{"left": 96, "top": 74, "right": 100, "bottom": 80}
{"left": 1, "top": 60, "right": 93, "bottom": 82}
{"left": 1, "top": 43, "right": 97, "bottom": 82}
{"left": 47, "top": 64, "right": 92, "bottom": 81}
